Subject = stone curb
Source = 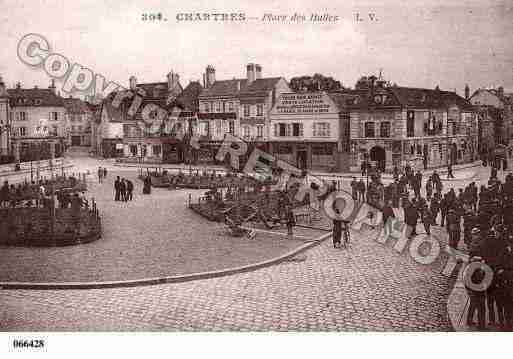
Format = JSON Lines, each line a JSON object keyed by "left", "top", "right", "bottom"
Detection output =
{"left": 0, "top": 232, "right": 332, "bottom": 291}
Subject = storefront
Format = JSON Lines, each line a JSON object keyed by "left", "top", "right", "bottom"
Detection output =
{"left": 11, "top": 137, "right": 65, "bottom": 162}
{"left": 351, "top": 136, "right": 474, "bottom": 171}
{"left": 269, "top": 92, "right": 347, "bottom": 172}
{"left": 101, "top": 138, "right": 123, "bottom": 158}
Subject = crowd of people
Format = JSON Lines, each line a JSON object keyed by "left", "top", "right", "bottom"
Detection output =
{"left": 373, "top": 161, "right": 513, "bottom": 331}
{"left": 0, "top": 175, "right": 83, "bottom": 209}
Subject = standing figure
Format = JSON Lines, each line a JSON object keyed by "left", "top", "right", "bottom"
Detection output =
{"left": 404, "top": 202, "right": 419, "bottom": 238}
{"left": 126, "top": 180, "right": 134, "bottom": 201}
{"left": 97, "top": 166, "right": 103, "bottom": 184}
{"left": 357, "top": 179, "right": 366, "bottom": 203}
{"left": 421, "top": 205, "right": 434, "bottom": 235}
{"left": 447, "top": 164, "right": 455, "bottom": 179}
{"left": 447, "top": 209, "right": 460, "bottom": 249}
{"left": 120, "top": 178, "right": 127, "bottom": 201}
{"left": 114, "top": 176, "right": 121, "bottom": 201}
{"left": 332, "top": 213, "right": 342, "bottom": 248}
{"left": 425, "top": 177, "right": 433, "bottom": 201}
{"left": 286, "top": 205, "right": 295, "bottom": 237}
{"left": 350, "top": 177, "right": 358, "bottom": 201}
{"left": 465, "top": 257, "right": 487, "bottom": 330}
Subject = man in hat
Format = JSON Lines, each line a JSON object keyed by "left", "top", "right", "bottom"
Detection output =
{"left": 465, "top": 256, "right": 488, "bottom": 330}
{"left": 447, "top": 209, "right": 460, "bottom": 249}
{"left": 468, "top": 227, "right": 483, "bottom": 257}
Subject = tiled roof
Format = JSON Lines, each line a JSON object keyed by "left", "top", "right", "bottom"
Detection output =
{"left": 327, "top": 91, "right": 363, "bottom": 110}
{"left": 7, "top": 88, "right": 64, "bottom": 107}
{"left": 239, "top": 77, "right": 283, "bottom": 97}
{"left": 199, "top": 79, "right": 247, "bottom": 98}
{"left": 63, "top": 97, "right": 91, "bottom": 114}
{"left": 337, "top": 86, "right": 474, "bottom": 111}
{"left": 390, "top": 86, "right": 474, "bottom": 110}
{"left": 336, "top": 88, "right": 402, "bottom": 109}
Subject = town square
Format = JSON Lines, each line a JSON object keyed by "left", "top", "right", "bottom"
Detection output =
{"left": 0, "top": 3, "right": 513, "bottom": 356}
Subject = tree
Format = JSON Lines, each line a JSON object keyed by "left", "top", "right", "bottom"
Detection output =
{"left": 289, "top": 74, "right": 343, "bottom": 92}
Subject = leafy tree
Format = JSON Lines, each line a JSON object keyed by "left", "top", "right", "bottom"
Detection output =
{"left": 289, "top": 74, "right": 343, "bottom": 92}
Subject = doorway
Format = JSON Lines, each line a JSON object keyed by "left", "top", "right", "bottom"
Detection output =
{"left": 297, "top": 150, "right": 307, "bottom": 170}
{"left": 370, "top": 145, "right": 386, "bottom": 172}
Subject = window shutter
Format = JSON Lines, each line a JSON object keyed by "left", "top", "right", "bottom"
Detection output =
{"left": 326, "top": 123, "right": 330, "bottom": 136}
{"left": 274, "top": 123, "right": 278, "bottom": 136}
{"left": 299, "top": 123, "right": 304, "bottom": 137}
{"left": 312, "top": 122, "right": 316, "bottom": 137}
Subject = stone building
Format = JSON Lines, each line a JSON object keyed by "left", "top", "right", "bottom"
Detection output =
{"left": 268, "top": 91, "right": 351, "bottom": 171}
{"left": 63, "top": 96, "right": 93, "bottom": 147}
{"left": 197, "top": 64, "right": 289, "bottom": 164}
{"left": 6, "top": 81, "right": 66, "bottom": 162}
{"left": 469, "top": 87, "right": 513, "bottom": 153}
{"left": 99, "top": 71, "right": 184, "bottom": 159}
{"left": 0, "top": 75, "right": 12, "bottom": 161}
{"left": 348, "top": 79, "right": 477, "bottom": 172}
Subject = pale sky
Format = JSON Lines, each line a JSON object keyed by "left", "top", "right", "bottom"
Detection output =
{"left": 1, "top": 0, "right": 512, "bottom": 97}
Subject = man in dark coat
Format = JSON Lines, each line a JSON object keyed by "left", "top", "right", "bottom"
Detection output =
{"left": 357, "top": 179, "right": 366, "bottom": 203}
{"left": 382, "top": 200, "right": 395, "bottom": 230}
{"left": 120, "top": 178, "right": 127, "bottom": 201}
{"left": 332, "top": 209, "right": 342, "bottom": 248}
{"left": 350, "top": 177, "right": 358, "bottom": 201}
{"left": 447, "top": 209, "right": 461, "bottom": 249}
{"left": 421, "top": 205, "right": 434, "bottom": 235}
{"left": 465, "top": 256, "right": 487, "bottom": 330}
{"left": 114, "top": 176, "right": 121, "bottom": 201}
{"left": 404, "top": 203, "right": 419, "bottom": 238}
{"left": 126, "top": 180, "right": 134, "bottom": 201}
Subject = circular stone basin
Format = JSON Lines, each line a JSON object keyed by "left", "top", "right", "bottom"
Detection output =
{"left": 0, "top": 170, "right": 319, "bottom": 284}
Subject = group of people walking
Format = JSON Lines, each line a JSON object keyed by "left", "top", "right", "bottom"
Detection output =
{"left": 114, "top": 176, "right": 134, "bottom": 202}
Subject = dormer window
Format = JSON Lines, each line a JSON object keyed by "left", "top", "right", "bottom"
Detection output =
{"left": 34, "top": 99, "right": 42, "bottom": 105}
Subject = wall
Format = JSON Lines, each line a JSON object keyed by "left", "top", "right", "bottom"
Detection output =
{"left": 11, "top": 106, "right": 66, "bottom": 138}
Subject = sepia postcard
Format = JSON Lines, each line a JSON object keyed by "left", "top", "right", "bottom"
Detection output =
{"left": 1, "top": 0, "right": 512, "bottom": 357}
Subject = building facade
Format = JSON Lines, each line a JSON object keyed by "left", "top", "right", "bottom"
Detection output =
{"left": 7, "top": 82, "right": 66, "bottom": 162}
{"left": 0, "top": 75, "right": 12, "bottom": 161}
{"left": 196, "top": 63, "right": 290, "bottom": 165}
{"left": 348, "top": 81, "right": 477, "bottom": 172}
{"left": 470, "top": 87, "right": 513, "bottom": 153}
{"left": 63, "top": 97, "right": 93, "bottom": 147}
{"left": 268, "top": 91, "right": 350, "bottom": 172}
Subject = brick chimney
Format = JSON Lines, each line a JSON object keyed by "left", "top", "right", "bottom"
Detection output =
{"left": 129, "top": 76, "right": 137, "bottom": 90}
{"left": 255, "top": 64, "right": 262, "bottom": 79}
{"left": 246, "top": 63, "right": 255, "bottom": 83}
{"left": 498, "top": 86, "right": 504, "bottom": 98}
{"left": 205, "top": 65, "right": 216, "bottom": 88}
{"left": 465, "top": 84, "right": 470, "bottom": 100}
